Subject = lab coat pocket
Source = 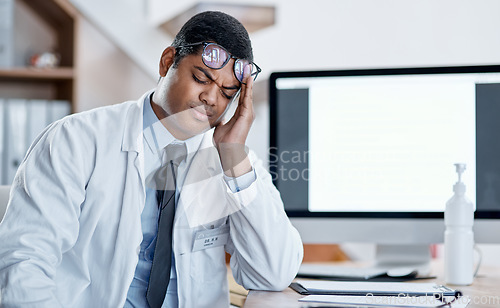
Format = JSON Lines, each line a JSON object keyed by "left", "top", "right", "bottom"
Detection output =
{"left": 189, "top": 222, "right": 229, "bottom": 282}
{"left": 190, "top": 245, "right": 227, "bottom": 282}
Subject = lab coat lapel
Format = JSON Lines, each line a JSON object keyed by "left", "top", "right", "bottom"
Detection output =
{"left": 108, "top": 93, "right": 149, "bottom": 295}
{"left": 121, "top": 91, "right": 151, "bottom": 206}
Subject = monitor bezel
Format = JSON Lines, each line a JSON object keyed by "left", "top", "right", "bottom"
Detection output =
{"left": 269, "top": 64, "right": 500, "bottom": 221}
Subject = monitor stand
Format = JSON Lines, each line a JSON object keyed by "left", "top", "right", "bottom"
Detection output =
{"left": 375, "top": 244, "right": 432, "bottom": 276}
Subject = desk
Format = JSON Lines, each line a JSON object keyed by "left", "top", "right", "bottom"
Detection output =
{"left": 243, "top": 261, "right": 500, "bottom": 308}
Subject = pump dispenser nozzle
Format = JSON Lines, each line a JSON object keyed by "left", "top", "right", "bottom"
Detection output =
{"left": 454, "top": 163, "right": 466, "bottom": 182}
{"left": 453, "top": 163, "right": 467, "bottom": 195}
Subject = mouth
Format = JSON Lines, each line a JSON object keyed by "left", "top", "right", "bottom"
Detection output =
{"left": 190, "top": 104, "right": 213, "bottom": 122}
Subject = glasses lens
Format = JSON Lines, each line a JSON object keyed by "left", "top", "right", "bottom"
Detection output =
{"left": 234, "top": 60, "right": 258, "bottom": 83}
{"left": 202, "top": 43, "right": 229, "bottom": 69}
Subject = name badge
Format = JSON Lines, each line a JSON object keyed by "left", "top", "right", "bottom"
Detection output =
{"left": 192, "top": 226, "right": 230, "bottom": 252}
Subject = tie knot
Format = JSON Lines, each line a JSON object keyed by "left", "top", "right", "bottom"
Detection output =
{"left": 164, "top": 143, "right": 187, "bottom": 166}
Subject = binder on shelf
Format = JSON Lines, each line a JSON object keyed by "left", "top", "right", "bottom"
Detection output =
{"left": 0, "top": 98, "right": 71, "bottom": 185}
{"left": 0, "top": 0, "right": 14, "bottom": 68}
{"left": 26, "top": 99, "right": 49, "bottom": 147}
{"left": 5, "top": 99, "right": 27, "bottom": 185}
{"left": 49, "top": 100, "right": 71, "bottom": 124}
{"left": 0, "top": 98, "right": 5, "bottom": 184}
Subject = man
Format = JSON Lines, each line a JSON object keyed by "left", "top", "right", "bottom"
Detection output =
{"left": 0, "top": 11, "right": 303, "bottom": 308}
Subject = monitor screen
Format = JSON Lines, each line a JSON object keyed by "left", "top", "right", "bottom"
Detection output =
{"left": 269, "top": 65, "right": 500, "bottom": 246}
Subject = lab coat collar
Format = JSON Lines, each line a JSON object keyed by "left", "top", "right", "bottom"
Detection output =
{"left": 121, "top": 90, "right": 153, "bottom": 153}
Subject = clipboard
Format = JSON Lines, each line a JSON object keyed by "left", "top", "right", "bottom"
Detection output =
{"left": 290, "top": 280, "right": 459, "bottom": 297}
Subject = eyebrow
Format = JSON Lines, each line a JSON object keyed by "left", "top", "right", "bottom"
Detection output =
{"left": 194, "top": 66, "right": 240, "bottom": 90}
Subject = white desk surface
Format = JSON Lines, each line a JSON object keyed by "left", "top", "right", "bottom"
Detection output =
{"left": 243, "top": 260, "right": 500, "bottom": 308}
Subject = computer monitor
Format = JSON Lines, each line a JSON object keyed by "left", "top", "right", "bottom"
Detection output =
{"left": 269, "top": 65, "right": 500, "bottom": 270}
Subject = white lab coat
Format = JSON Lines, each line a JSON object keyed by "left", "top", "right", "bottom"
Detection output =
{"left": 0, "top": 91, "right": 303, "bottom": 307}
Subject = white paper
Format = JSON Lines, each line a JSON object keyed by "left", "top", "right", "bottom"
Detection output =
{"left": 299, "top": 295, "right": 470, "bottom": 308}
{"left": 299, "top": 294, "right": 470, "bottom": 308}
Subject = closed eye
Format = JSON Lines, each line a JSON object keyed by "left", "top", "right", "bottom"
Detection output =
{"left": 193, "top": 74, "right": 208, "bottom": 84}
{"left": 221, "top": 90, "right": 234, "bottom": 100}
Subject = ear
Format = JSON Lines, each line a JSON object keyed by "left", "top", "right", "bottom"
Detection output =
{"left": 159, "top": 46, "right": 176, "bottom": 77}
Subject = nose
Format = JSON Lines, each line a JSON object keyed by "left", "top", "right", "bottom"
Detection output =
{"left": 199, "top": 85, "right": 218, "bottom": 107}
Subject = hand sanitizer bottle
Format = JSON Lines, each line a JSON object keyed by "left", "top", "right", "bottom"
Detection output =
{"left": 444, "top": 163, "right": 474, "bottom": 285}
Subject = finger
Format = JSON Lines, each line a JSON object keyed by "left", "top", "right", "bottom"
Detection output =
{"left": 226, "top": 65, "right": 254, "bottom": 127}
{"left": 237, "top": 66, "right": 254, "bottom": 117}
{"left": 240, "top": 65, "right": 254, "bottom": 105}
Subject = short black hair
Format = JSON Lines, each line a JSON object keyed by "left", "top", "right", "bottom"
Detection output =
{"left": 171, "top": 11, "right": 253, "bottom": 67}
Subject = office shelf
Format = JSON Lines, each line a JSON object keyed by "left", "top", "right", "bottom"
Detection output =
{"left": 0, "top": 0, "right": 76, "bottom": 104}
{"left": 0, "top": 67, "right": 74, "bottom": 81}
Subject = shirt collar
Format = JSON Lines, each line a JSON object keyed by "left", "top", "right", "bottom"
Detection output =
{"left": 143, "top": 93, "right": 204, "bottom": 156}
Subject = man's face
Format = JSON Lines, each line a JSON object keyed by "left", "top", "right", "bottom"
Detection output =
{"left": 152, "top": 48, "right": 241, "bottom": 140}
